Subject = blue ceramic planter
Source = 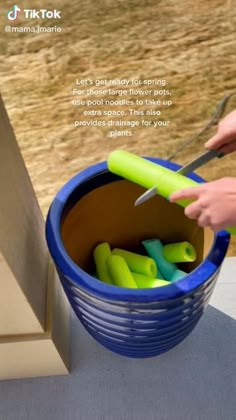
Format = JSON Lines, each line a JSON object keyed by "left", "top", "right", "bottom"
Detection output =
{"left": 46, "top": 158, "right": 230, "bottom": 358}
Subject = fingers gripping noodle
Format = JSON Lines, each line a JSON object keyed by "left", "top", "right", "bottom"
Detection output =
{"left": 107, "top": 150, "right": 236, "bottom": 235}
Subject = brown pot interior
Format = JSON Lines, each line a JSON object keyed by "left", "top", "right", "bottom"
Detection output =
{"left": 61, "top": 179, "right": 214, "bottom": 276}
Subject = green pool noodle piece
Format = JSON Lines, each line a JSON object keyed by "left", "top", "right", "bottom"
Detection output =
{"left": 107, "top": 150, "right": 236, "bottom": 236}
{"left": 170, "top": 269, "right": 187, "bottom": 282}
{"left": 93, "top": 243, "right": 113, "bottom": 284}
{"left": 153, "top": 266, "right": 165, "bottom": 280}
{"left": 106, "top": 255, "right": 137, "bottom": 288}
{"left": 163, "top": 241, "right": 197, "bottom": 263}
{"left": 131, "top": 272, "right": 170, "bottom": 288}
{"left": 112, "top": 248, "right": 157, "bottom": 278}
{"left": 142, "top": 239, "right": 176, "bottom": 281}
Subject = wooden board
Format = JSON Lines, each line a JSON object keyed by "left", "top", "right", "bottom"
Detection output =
{"left": 0, "top": 259, "right": 70, "bottom": 380}
{"left": 0, "top": 95, "right": 48, "bottom": 334}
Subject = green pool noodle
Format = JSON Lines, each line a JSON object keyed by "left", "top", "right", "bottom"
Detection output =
{"left": 170, "top": 269, "right": 187, "bottom": 282}
{"left": 131, "top": 272, "right": 170, "bottom": 288}
{"left": 106, "top": 255, "right": 137, "bottom": 288}
{"left": 107, "top": 150, "right": 236, "bottom": 236}
{"left": 153, "top": 267, "right": 165, "bottom": 280}
{"left": 142, "top": 239, "right": 176, "bottom": 281}
{"left": 112, "top": 248, "right": 157, "bottom": 278}
{"left": 163, "top": 241, "right": 197, "bottom": 263}
{"left": 93, "top": 243, "right": 113, "bottom": 284}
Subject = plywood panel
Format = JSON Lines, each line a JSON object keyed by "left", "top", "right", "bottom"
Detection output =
{"left": 0, "top": 95, "right": 48, "bottom": 333}
{"left": 0, "top": 260, "right": 70, "bottom": 380}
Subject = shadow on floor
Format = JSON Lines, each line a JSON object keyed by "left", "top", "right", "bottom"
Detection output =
{"left": 1, "top": 304, "right": 235, "bottom": 420}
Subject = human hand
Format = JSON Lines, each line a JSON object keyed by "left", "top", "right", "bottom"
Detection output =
{"left": 205, "top": 110, "right": 236, "bottom": 154}
{"left": 170, "top": 177, "right": 236, "bottom": 231}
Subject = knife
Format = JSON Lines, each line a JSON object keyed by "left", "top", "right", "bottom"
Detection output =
{"left": 135, "top": 149, "right": 223, "bottom": 206}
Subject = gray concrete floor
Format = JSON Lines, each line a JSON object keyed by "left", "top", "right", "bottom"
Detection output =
{"left": 0, "top": 258, "right": 236, "bottom": 420}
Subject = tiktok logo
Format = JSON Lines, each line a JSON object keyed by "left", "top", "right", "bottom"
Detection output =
{"left": 7, "top": 5, "right": 21, "bottom": 21}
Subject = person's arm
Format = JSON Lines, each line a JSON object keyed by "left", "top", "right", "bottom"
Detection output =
{"left": 170, "top": 110, "right": 236, "bottom": 231}
{"left": 205, "top": 109, "right": 236, "bottom": 154}
{"left": 170, "top": 178, "right": 236, "bottom": 231}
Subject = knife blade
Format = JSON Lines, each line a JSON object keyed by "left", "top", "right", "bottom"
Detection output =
{"left": 135, "top": 149, "right": 223, "bottom": 206}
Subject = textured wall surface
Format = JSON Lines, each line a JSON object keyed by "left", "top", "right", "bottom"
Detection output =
{"left": 1, "top": 1, "right": 236, "bottom": 254}
{"left": 0, "top": 1, "right": 236, "bottom": 213}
